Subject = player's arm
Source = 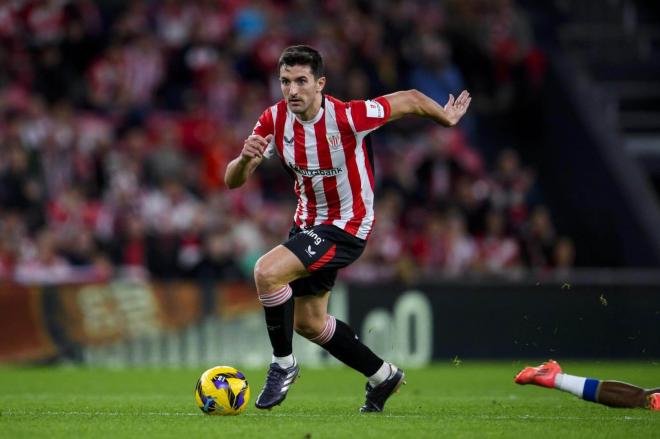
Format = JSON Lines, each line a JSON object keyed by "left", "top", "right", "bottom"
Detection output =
{"left": 384, "top": 89, "right": 471, "bottom": 127}
{"left": 224, "top": 134, "right": 273, "bottom": 189}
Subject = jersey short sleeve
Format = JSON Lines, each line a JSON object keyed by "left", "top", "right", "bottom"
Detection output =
{"left": 252, "top": 107, "right": 276, "bottom": 159}
{"left": 348, "top": 96, "right": 391, "bottom": 134}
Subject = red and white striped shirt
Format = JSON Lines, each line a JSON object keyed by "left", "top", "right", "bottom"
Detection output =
{"left": 253, "top": 95, "right": 391, "bottom": 240}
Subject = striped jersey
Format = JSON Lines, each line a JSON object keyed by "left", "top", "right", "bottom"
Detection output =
{"left": 253, "top": 95, "right": 392, "bottom": 240}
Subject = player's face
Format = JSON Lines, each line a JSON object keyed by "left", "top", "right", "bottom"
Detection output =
{"left": 279, "top": 64, "right": 325, "bottom": 120}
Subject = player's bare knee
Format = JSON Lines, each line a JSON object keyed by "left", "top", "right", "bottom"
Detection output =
{"left": 253, "top": 256, "right": 279, "bottom": 290}
{"left": 294, "top": 316, "right": 325, "bottom": 339}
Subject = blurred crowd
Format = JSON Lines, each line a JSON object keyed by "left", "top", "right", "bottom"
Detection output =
{"left": 0, "top": 0, "right": 574, "bottom": 285}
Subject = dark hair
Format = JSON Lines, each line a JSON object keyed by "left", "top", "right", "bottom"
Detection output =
{"left": 278, "top": 45, "right": 324, "bottom": 78}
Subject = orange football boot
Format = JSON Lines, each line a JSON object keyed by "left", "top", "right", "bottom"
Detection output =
{"left": 514, "top": 360, "right": 563, "bottom": 388}
{"left": 649, "top": 393, "right": 660, "bottom": 411}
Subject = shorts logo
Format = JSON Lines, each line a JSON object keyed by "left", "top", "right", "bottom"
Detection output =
{"left": 301, "top": 229, "right": 323, "bottom": 245}
{"left": 305, "top": 245, "right": 317, "bottom": 257}
{"left": 327, "top": 133, "right": 341, "bottom": 150}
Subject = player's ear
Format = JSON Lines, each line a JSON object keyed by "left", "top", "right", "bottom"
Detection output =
{"left": 317, "top": 76, "right": 326, "bottom": 93}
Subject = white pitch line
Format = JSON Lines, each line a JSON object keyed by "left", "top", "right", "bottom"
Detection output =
{"left": 0, "top": 411, "right": 651, "bottom": 421}
{"left": 3, "top": 411, "right": 199, "bottom": 417}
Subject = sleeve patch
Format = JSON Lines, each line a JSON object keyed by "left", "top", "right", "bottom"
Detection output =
{"left": 365, "top": 100, "right": 385, "bottom": 119}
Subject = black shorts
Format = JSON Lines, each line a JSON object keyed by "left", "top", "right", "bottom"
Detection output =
{"left": 283, "top": 224, "right": 366, "bottom": 297}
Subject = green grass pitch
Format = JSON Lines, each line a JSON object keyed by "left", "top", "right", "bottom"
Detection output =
{"left": 1, "top": 361, "right": 659, "bottom": 438}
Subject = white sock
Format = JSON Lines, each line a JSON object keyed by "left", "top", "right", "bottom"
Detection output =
{"left": 272, "top": 354, "right": 296, "bottom": 369}
{"left": 368, "top": 362, "right": 396, "bottom": 387}
{"left": 554, "top": 373, "right": 586, "bottom": 397}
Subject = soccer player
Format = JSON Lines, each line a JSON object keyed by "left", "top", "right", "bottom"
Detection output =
{"left": 224, "top": 45, "right": 471, "bottom": 412}
{"left": 515, "top": 360, "right": 660, "bottom": 410}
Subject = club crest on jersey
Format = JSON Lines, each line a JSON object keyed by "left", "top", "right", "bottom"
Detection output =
{"left": 327, "top": 133, "right": 342, "bottom": 150}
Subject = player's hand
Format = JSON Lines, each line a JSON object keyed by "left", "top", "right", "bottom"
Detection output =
{"left": 240, "top": 134, "right": 273, "bottom": 162}
{"left": 443, "top": 90, "right": 471, "bottom": 127}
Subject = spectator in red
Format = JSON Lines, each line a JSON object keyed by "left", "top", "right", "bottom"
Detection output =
{"left": 0, "top": 211, "right": 30, "bottom": 281}
{"left": 490, "top": 148, "right": 535, "bottom": 231}
{"left": 26, "top": 0, "right": 66, "bottom": 46}
{"left": 475, "top": 209, "right": 521, "bottom": 276}
{"left": 86, "top": 42, "right": 125, "bottom": 111}
{"left": 111, "top": 213, "right": 148, "bottom": 280}
{"left": 121, "top": 33, "right": 164, "bottom": 109}
{"left": 409, "top": 212, "right": 448, "bottom": 278}
{"left": 14, "top": 229, "right": 73, "bottom": 284}
{"left": 202, "top": 57, "right": 242, "bottom": 125}
{"left": 48, "top": 185, "right": 103, "bottom": 244}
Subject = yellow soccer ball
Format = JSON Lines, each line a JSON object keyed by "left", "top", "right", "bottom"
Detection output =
{"left": 194, "top": 366, "right": 250, "bottom": 415}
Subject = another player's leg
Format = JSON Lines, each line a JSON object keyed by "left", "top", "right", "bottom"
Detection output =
{"left": 515, "top": 360, "right": 660, "bottom": 409}
{"left": 253, "top": 245, "right": 308, "bottom": 409}
{"left": 294, "top": 293, "right": 405, "bottom": 413}
{"left": 597, "top": 382, "right": 660, "bottom": 409}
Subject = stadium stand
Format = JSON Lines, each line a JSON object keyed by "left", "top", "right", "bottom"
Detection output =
{"left": 2, "top": 0, "right": 650, "bottom": 284}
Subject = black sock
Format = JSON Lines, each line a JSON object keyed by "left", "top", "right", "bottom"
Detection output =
{"left": 263, "top": 297, "right": 294, "bottom": 357}
{"left": 322, "top": 319, "right": 384, "bottom": 377}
